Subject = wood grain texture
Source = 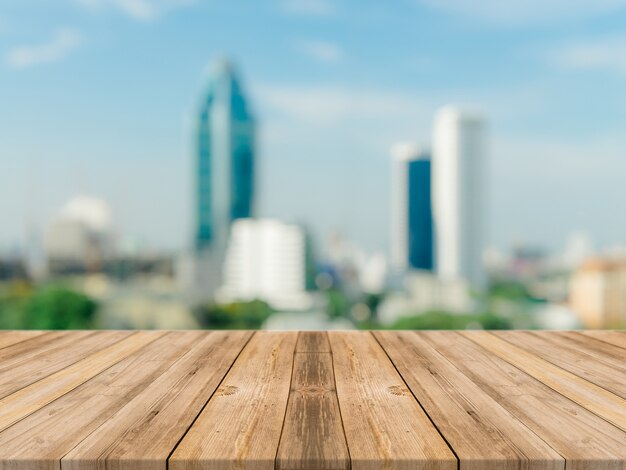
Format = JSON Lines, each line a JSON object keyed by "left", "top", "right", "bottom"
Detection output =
{"left": 0, "top": 330, "right": 131, "bottom": 399}
{"left": 62, "top": 331, "right": 252, "bottom": 470}
{"left": 295, "top": 331, "right": 331, "bottom": 353}
{"left": 276, "top": 332, "right": 349, "bottom": 470}
{"left": 169, "top": 331, "right": 297, "bottom": 470}
{"left": 328, "top": 331, "right": 457, "bottom": 470}
{"left": 0, "top": 330, "right": 625, "bottom": 470}
{"left": 462, "top": 331, "right": 626, "bottom": 432}
{"left": 374, "top": 331, "right": 563, "bottom": 470}
{"left": 493, "top": 330, "right": 626, "bottom": 399}
{"left": 579, "top": 330, "right": 626, "bottom": 350}
{"left": 548, "top": 331, "right": 626, "bottom": 362}
{"left": 0, "top": 330, "right": 163, "bottom": 433}
{"left": 0, "top": 331, "right": 46, "bottom": 351}
{"left": 0, "top": 332, "right": 77, "bottom": 364}
{"left": 0, "top": 331, "right": 194, "bottom": 470}
{"left": 424, "top": 331, "right": 626, "bottom": 469}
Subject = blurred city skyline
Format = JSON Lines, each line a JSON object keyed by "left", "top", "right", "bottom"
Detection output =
{"left": 2, "top": 1, "right": 626, "bottom": 255}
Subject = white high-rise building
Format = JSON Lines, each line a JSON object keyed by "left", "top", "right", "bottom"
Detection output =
{"left": 432, "top": 106, "right": 486, "bottom": 288}
{"left": 217, "top": 219, "right": 312, "bottom": 310}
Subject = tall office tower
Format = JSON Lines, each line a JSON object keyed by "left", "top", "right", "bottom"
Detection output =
{"left": 218, "top": 219, "right": 312, "bottom": 311}
{"left": 432, "top": 106, "right": 486, "bottom": 288}
{"left": 195, "top": 59, "right": 255, "bottom": 251}
{"left": 390, "top": 143, "right": 434, "bottom": 272}
{"left": 184, "top": 59, "right": 255, "bottom": 299}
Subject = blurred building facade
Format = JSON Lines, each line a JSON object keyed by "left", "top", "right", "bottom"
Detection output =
{"left": 217, "top": 219, "right": 312, "bottom": 311}
{"left": 433, "top": 106, "right": 486, "bottom": 288}
{"left": 185, "top": 59, "right": 256, "bottom": 300}
{"left": 0, "top": 257, "right": 28, "bottom": 282}
{"left": 390, "top": 143, "right": 433, "bottom": 272}
{"left": 195, "top": 59, "right": 255, "bottom": 250}
{"left": 45, "top": 196, "right": 114, "bottom": 275}
{"left": 378, "top": 272, "right": 473, "bottom": 325}
{"left": 570, "top": 258, "right": 626, "bottom": 328}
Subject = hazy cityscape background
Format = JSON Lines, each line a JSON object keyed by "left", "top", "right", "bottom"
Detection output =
{"left": 2, "top": 0, "right": 626, "bottom": 330}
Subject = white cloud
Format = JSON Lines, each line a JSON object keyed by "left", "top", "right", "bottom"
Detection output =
{"left": 297, "top": 40, "right": 344, "bottom": 63}
{"left": 76, "top": 0, "right": 194, "bottom": 21}
{"left": 257, "top": 84, "right": 424, "bottom": 126}
{"left": 256, "top": 82, "right": 546, "bottom": 130}
{"left": 281, "top": 0, "right": 336, "bottom": 17}
{"left": 550, "top": 37, "right": 626, "bottom": 77}
{"left": 112, "top": 0, "right": 157, "bottom": 20}
{"left": 417, "top": 0, "right": 626, "bottom": 26}
{"left": 6, "top": 29, "right": 82, "bottom": 69}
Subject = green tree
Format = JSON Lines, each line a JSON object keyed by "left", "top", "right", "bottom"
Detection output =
{"left": 391, "top": 310, "right": 512, "bottom": 330}
{"left": 20, "top": 286, "right": 98, "bottom": 329}
{"left": 325, "top": 288, "right": 352, "bottom": 319}
{"left": 488, "top": 279, "right": 538, "bottom": 302}
{"left": 192, "top": 300, "right": 274, "bottom": 329}
{"left": 0, "top": 282, "right": 32, "bottom": 329}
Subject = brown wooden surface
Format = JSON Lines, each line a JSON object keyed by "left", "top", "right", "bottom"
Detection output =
{"left": 169, "top": 331, "right": 297, "bottom": 470}
{"left": 374, "top": 331, "right": 563, "bottom": 470}
{"left": 276, "top": 332, "right": 349, "bottom": 470}
{"left": 0, "top": 330, "right": 625, "bottom": 470}
{"left": 463, "top": 331, "right": 626, "bottom": 433}
{"left": 329, "top": 331, "right": 456, "bottom": 470}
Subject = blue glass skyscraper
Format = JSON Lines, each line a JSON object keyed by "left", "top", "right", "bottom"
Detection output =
{"left": 195, "top": 59, "right": 255, "bottom": 251}
{"left": 407, "top": 157, "right": 433, "bottom": 270}
{"left": 391, "top": 144, "right": 433, "bottom": 271}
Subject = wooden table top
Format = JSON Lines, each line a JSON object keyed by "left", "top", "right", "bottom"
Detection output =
{"left": 0, "top": 330, "right": 625, "bottom": 470}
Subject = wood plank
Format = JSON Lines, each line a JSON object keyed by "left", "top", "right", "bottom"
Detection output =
{"left": 0, "top": 330, "right": 164, "bottom": 433}
{"left": 422, "top": 331, "right": 626, "bottom": 469}
{"left": 0, "top": 331, "right": 77, "bottom": 363}
{"left": 328, "top": 331, "right": 456, "bottom": 470}
{"left": 276, "top": 332, "right": 349, "bottom": 470}
{"left": 169, "top": 331, "right": 297, "bottom": 470}
{"left": 62, "top": 331, "right": 252, "bottom": 470}
{"left": 550, "top": 331, "right": 626, "bottom": 363}
{"left": 0, "top": 330, "right": 624, "bottom": 470}
{"left": 0, "top": 331, "right": 46, "bottom": 350}
{"left": 374, "top": 331, "right": 563, "bottom": 470}
{"left": 0, "top": 331, "right": 202, "bottom": 470}
{"left": 493, "top": 330, "right": 626, "bottom": 399}
{"left": 0, "top": 331, "right": 132, "bottom": 399}
{"left": 461, "top": 331, "right": 626, "bottom": 432}
{"left": 579, "top": 330, "right": 626, "bottom": 350}
{"left": 295, "top": 331, "right": 331, "bottom": 353}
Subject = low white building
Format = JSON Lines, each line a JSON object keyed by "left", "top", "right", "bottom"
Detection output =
{"left": 378, "top": 271, "right": 473, "bottom": 325}
{"left": 217, "top": 219, "right": 312, "bottom": 310}
{"left": 45, "top": 196, "right": 114, "bottom": 272}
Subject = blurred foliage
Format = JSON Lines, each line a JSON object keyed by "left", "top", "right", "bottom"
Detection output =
{"left": 325, "top": 288, "right": 351, "bottom": 319}
{"left": 192, "top": 299, "right": 274, "bottom": 329}
{"left": 0, "top": 283, "right": 98, "bottom": 329}
{"left": 487, "top": 279, "right": 541, "bottom": 302}
{"left": 390, "top": 310, "right": 512, "bottom": 330}
{"left": 0, "top": 275, "right": 532, "bottom": 331}
{"left": 362, "top": 292, "right": 384, "bottom": 322}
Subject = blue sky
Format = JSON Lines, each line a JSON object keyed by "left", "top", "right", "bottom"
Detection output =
{"left": 1, "top": 0, "right": 626, "bottom": 255}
